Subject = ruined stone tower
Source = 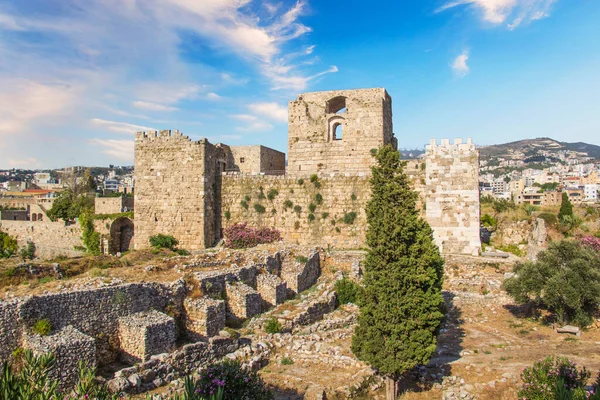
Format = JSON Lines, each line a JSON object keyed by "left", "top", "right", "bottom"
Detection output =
{"left": 134, "top": 130, "right": 227, "bottom": 250}
{"left": 287, "top": 88, "right": 397, "bottom": 175}
{"left": 426, "top": 138, "right": 481, "bottom": 256}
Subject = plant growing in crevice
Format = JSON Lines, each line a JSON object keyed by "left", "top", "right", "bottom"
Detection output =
{"left": 283, "top": 200, "right": 293, "bottom": 210}
{"left": 308, "top": 203, "right": 317, "bottom": 213}
{"left": 315, "top": 193, "right": 323, "bottom": 205}
{"left": 224, "top": 211, "right": 231, "bottom": 220}
{"left": 297, "top": 178, "right": 304, "bottom": 185}
{"left": 342, "top": 211, "right": 358, "bottom": 224}
{"left": 267, "top": 189, "right": 279, "bottom": 201}
{"left": 307, "top": 213, "right": 315, "bottom": 223}
{"left": 240, "top": 200, "right": 249, "bottom": 210}
{"left": 293, "top": 205, "right": 302, "bottom": 215}
{"left": 351, "top": 193, "right": 357, "bottom": 201}
{"left": 321, "top": 212, "right": 329, "bottom": 219}
{"left": 32, "top": 319, "right": 52, "bottom": 336}
{"left": 253, "top": 203, "right": 266, "bottom": 214}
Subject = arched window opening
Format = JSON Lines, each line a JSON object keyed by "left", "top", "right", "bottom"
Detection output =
{"left": 38, "top": 213, "right": 43, "bottom": 221}
{"left": 333, "top": 123, "right": 343, "bottom": 141}
{"left": 32, "top": 214, "right": 37, "bottom": 222}
{"left": 326, "top": 96, "right": 347, "bottom": 114}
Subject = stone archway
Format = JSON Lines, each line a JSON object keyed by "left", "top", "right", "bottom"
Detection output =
{"left": 109, "top": 217, "right": 134, "bottom": 254}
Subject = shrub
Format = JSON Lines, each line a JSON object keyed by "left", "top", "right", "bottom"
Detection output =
{"left": 281, "top": 357, "right": 294, "bottom": 365}
{"left": 223, "top": 223, "right": 281, "bottom": 249}
{"left": 309, "top": 174, "right": 319, "bottom": 183}
{"left": 335, "top": 277, "right": 362, "bottom": 305}
{"left": 32, "top": 319, "right": 52, "bottom": 336}
{"left": 297, "top": 178, "right": 304, "bottom": 185}
{"left": 581, "top": 236, "right": 600, "bottom": 252}
{"left": 308, "top": 203, "right": 317, "bottom": 212}
{"left": 224, "top": 211, "right": 231, "bottom": 220}
{"left": 307, "top": 213, "right": 315, "bottom": 223}
{"left": 267, "top": 189, "right": 279, "bottom": 201}
{"left": 253, "top": 203, "right": 266, "bottom": 214}
{"left": 496, "top": 243, "right": 523, "bottom": 257}
{"left": 342, "top": 211, "right": 358, "bottom": 224}
{"left": 80, "top": 212, "right": 101, "bottom": 255}
{"left": 518, "top": 356, "right": 593, "bottom": 400}
{"left": 257, "top": 190, "right": 266, "bottom": 200}
{"left": 523, "top": 204, "right": 538, "bottom": 216}
{"left": 503, "top": 240, "right": 600, "bottom": 326}
{"left": 295, "top": 255, "right": 309, "bottom": 263}
{"left": 293, "top": 205, "right": 302, "bottom": 214}
{"left": 240, "top": 200, "right": 249, "bottom": 210}
{"left": 481, "top": 213, "right": 497, "bottom": 229}
{"left": 264, "top": 317, "right": 282, "bottom": 334}
{"left": 149, "top": 234, "right": 179, "bottom": 251}
{"left": 351, "top": 193, "right": 357, "bottom": 201}
{"left": 559, "top": 192, "right": 574, "bottom": 221}
{"left": 315, "top": 193, "right": 323, "bottom": 205}
{"left": 283, "top": 200, "right": 293, "bottom": 209}
{"left": 321, "top": 212, "right": 330, "bottom": 219}
{"left": 244, "top": 195, "right": 251, "bottom": 202}
{"left": 19, "top": 241, "right": 36, "bottom": 260}
{"left": 194, "top": 360, "right": 273, "bottom": 400}
{"left": 538, "top": 212, "right": 558, "bottom": 227}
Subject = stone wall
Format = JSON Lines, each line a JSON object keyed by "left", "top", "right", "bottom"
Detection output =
{"left": 228, "top": 145, "right": 285, "bottom": 174}
{"left": 95, "top": 197, "right": 134, "bottom": 214}
{"left": 0, "top": 217, "right": 84, "bottom": 259}
{"left": 225, "top": 282, "right": 262, "bottom": 321}
{"left": 134, "top": 130, "right": 226, "bottom": 250}
{"left": 256, "top": 273, "right": 287, "bottom": 307}
{"left": 118, "top": 310, "right": 176, "bottom": 364}
{"left": 281, "top": 251, "right": 321, "bottom": 294}
{"left": 184, "top": 298, "right": 226, "bottom": 339}
{"left": 1, "top": 280, "right": 185, "bottom": 364}
{"left": 426, "top": 138, "right": 481, "bottom": 256}
{"left": 287, "top": 88, "right": 396, "bottom": 176}
{"left": 221, "top": 174, "right": 369, "bottom": 248}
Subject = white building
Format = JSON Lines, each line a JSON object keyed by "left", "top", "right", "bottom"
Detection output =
{"left": 584, "top": 184, "right": 599, "bottom": 202}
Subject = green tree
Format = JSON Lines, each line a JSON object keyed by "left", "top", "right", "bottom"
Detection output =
{"left": 351, "top": 146, "right": 445, "bottom": 400}
{"left": 558, "top": 192, "right": 574, "bottom": 221}
{"left": 0, "top": 230, "right": 18, "bottom": 258}
{"left": 47, "top": 190, "right": 95, "bottom": 222}
{"left": 502, "top": 240, "right": 600, "bottom": 327}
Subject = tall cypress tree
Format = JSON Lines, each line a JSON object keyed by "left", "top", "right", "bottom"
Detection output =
{"left": 558, "top": 192, "right": 573, "bottom": 221}
{"left": 351, "top": 145, "right": 445, "bottom": 400}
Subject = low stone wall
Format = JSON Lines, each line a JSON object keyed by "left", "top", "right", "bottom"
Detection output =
{"left": 24, "top": 326, "right": 96, "bottom": 390}
{"left": 281, "top": 251, "right": 321, "bottom": 294}
{"left": 118, "top": 310, "right": 176, "bottom": 364}
{"left": 194, "top": 265, "right": 258, "bottom": 298}
{"left": 1, "top": 280, "right": 185, "bottom": 364}
{"left": 0, "top": 219, "right": 84, "bottom": 259}
{"left": 257, "top": 273, "right": 287, "bottom": 307}
{"left": 107, "top": 336, "right": 240, "bottom": 394}
{"left": 184, "top": 298, "right": 226, "bottom": 339}
{"left": 0, "top": 299, "right": 23, "bottom": 360}
{"left": 225, "top": 282, "right": 262, "bottom": 321}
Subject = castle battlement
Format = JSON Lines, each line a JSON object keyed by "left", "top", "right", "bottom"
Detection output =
{"left": 135, "top": 129, "right": 191, "bottom": 141}
{"left": 426, "top": 138, "right": 475, "bottom": 154}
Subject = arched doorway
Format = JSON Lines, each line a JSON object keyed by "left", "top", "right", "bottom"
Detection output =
{"left": 109, "top": 217, "right": 134, "bottom": 254}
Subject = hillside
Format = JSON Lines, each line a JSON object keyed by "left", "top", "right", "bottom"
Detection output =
{"left": 479, "top": 137, "right": 600, "bottom": 163}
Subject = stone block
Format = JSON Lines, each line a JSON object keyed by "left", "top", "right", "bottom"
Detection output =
{"left": 184, "top": 297, "right": 225, "bottom": 339}
{"left": 281, "top": 251, "right": 320, "bottom": 295}
{"left": 256, "top": 273, "right": 287, "bottom": 307}
{"left": 24, "top": 325, "right": 96, "bottom": 390}
{"left": 225, "top": 282, "right": 262, "bottom": 321}
{"left": 118, "top": 310, "right": 176, "bottom": 364}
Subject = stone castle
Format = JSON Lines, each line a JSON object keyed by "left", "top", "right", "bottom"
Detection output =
{"left": 135, "top": 88, "right": 481, "bottom": 255}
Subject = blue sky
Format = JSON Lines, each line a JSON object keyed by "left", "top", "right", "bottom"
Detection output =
{"left": 0, "top": 0, "right": 598, "bottom": 168}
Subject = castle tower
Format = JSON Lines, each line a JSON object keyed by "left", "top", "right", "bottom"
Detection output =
{"left": 287, "top": 88, "right": 397, "bottom": 176}
{"left": 425, "top": 138, "right": 481, "bottom": 256}
{"left": 134, "top": 130, "right": 227, "bottom": 250}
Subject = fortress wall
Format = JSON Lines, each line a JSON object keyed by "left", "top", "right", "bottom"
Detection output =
{"left": 221, "top": 174, "right": 370, "bottom": 248}
{"left": 426, "top": 138, "right": 481, "bottom": 256}
{"left": 0, "top": 299, "right": 21, "bottom": 360}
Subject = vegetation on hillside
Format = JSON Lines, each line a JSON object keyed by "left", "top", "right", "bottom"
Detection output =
{"left": 351, "top": 145, "right": 445, "bottom": 399}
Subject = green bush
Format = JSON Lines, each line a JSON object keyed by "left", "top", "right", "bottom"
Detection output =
{"left": 523, "top": 204, "right": 538, "bottom": 216}
{"left": 538, "top": 212, "right": 558, "bottom": 227}
{"left": 342, "top": 211, "right": 358, "bottom": 224}
{"left": 315, "top": 193, "right": 323, "bottom": 205}
{"left": 32, "top": 319, "right": 52, "bottom": 336}
{"left": 193, "top": 360, "right": 273, "bottom": 400}
{"left": 496, "top": 243, "right": 523, "bottom": 257}
{"left": 503, "top": 240, "right": 600, "bottom": 326}
{"left": 518, "top": 356, "right": 596, "bottom": 400}
{"left": 351, "top": 193, "right": 357, "bottom": 201}
{"left": 559, "top": 192, "right": 574, "bottom": 221}
{"left": 297, "top": 178, "right": 304, "bottom": 185}
{"left": 253, "top": 203, "right": 266, "bottom": 214}
{"left": 283, "top": 200, "right": 293, "bottom": 209}
{"left": 280, "top": 357, "right": 294, "bottom": 365}
{"left": 295, "top": 255, "right": 309, "bottom": 263}
{"left": 321, "top": 212, "right": 330, "bottom": 219}
{"left": 267, "top": 189, "right": 279, "bottom": 201}
{"left": 240, "top": 200, "right": 249, "bottom": 210}
{"left": 307, "top": 213, "right": 315, "bottom": 223}
{"left": 19, "top": 242, "right": 36, "bottom": 260}
{"left": 309, "top": 174, "right": 319, "bottom": 183}
{"left": 264, "top": 317, "right": 282, "bottom": 334}
{"left": 149, "top": 234, "right": 179, "bottom": 251}
{"left": 79, "top": 212, "right": 101, "bottom": 255}
{"left": 481, "top": 213, "right": 497, "bottom": 229}
{"left": 0, "top": 230, "right": 18, "bottom": 258}
{"left": 308, "top": 203, "right": 317, "bottom": 212}
{"left": 244, "top": 195, "right": 251, "bottom": 202}
{"left": 224, "top": 211, "right": 231, "bottom": 220}
{"left": 293, "top": 205, "right": 302, "bottom": 214}
{"left": 335, "top": 277, "right": 363, "bottom": 305}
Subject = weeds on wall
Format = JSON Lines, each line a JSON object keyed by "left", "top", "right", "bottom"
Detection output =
{"left": 342, "top": 211, "right": 358, "bottom": 224}
{"left": 79, "top": 212, "right": 102, "bottom": 256}
{"left": 321, "top": 212, "right": 329, "bottom": 219}
{"left": 315, "top": 193, "right": 323, "bottom": 205}
{"left": 310, "top": 174, "right": 321, "bottom": 188}
{"left": 308, "top": 203, "right": 317, "bottom": 213}
{"left": 283, "top": 200, "right": 293, "bottom": 210}
{"left": 31, "top": 319, "right": 52, "bottom": 336}
{"left": 267, "top": 189, "right": 279, "bottom": 201}
{"left": 264, "top": 317, "right": 282, "bottom": 334}
{"left": 293, "top": 205, "right": 302, "bottom": 215}
{"left": 224, "top": 211, "right": 231, "bottom": 220}
{"left": 253, "top": 203, "right": 266, "bottom": 214}
{"left": 351, "top": 193, "right": 357, "bottom": 201}
{"left": 297, "top": 178, "right": 304, "bottom": 185}
{"left": 307, "top": 213, "right": 315, "bottom": 223}
{"left": 240, "top": 200, "right": 249, "bottom": 210}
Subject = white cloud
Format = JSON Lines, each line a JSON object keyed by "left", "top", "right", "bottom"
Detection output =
{"left": 89, "top": 139, "right": 134, "bottom": 161}
{"left": 452, "top": 51, "right": 470, "bottom": 77}
{"left": 6, "top": 157, "right": 42, "bottom": 169}
{"left": 437, "top": 0, "right": 557, "bottom": 28}
{"left": 231, "top": 114, "right": 258, "bottom": 122}
{"left": 206, "top": 92, "right": 222, "bottom": 101}
{"left": 133, "top": 101, "right": 178, "bottom": 112}
{"left": 235, "top": 121, "right": 274, "bottom": 132}
{"left": 248, "top": 102, "right": 288, "bottom": 122}
{"left": 90, "top": 119, "right": 155, "bottom": 134}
